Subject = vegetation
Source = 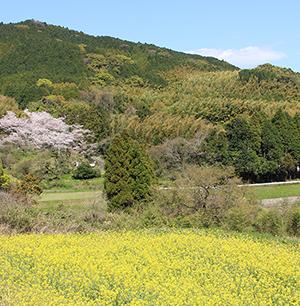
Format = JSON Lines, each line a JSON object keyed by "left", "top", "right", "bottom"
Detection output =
{"left": 0, "top": 20, "right": 235, "bottom": 107}
{"left": 1, "top": 20, "right": 300, "bottom": 238}
{"left": 250, "top": 183, "right": 300, "bottom": 200}
{"left": 1, "top": 18, "right": 300, "bottom": 306}
{"left": 0, "top": 230, "right": 299, "bottom": 304}
{"left": 72, "top": 163, "right": 100, "bottom": 180}
{"left": 2, "top": 21, "right": 300, "bottom": 183}
{"left": 104, "top": 134, "right": 154, "bottom": 210}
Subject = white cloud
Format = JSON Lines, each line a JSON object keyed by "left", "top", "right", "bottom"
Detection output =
{"left": 187, "top": 46, "right": 286, "bottom": 68}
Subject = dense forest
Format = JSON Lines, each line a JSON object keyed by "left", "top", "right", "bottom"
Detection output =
{"left": 1, "top": 20, "right": 300, "bottom": 184}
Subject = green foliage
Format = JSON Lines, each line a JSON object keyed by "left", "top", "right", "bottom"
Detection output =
{"left": 29, "top": 95, "right": 110, "bottom": 140}
{"left": 0, "top": 95, "right": 21, "bottom": 117}
{"left": 104, "top": 134, "right": 155, "bottom": 210}
{"left": 3, "top": 21, "right": 300, "bottom": 185}
{"left": 72, "top": 163, "right": 99, "bottom": 180}
{"left": 0, "top": 21, "right": 235, "bottom": 106}
{"left": 0, "top": 146, "right": 74, "bottom": 183}
{"left": 286, "top": 206, "right": 300, "bottom": 237}
{"left": 202, "top": 130, "right": 229, "bottom": 165}
{"left": 0, "top": 160, "right": 11, "bottom": 190}
{"left": 254, "top": 209, "right": 284, "bottom": 236}
{"left": 112, "top": 112, "right": 213, "bottom": 145}
{"left": 226, "top": 115, "right": 261, "bottom": 180}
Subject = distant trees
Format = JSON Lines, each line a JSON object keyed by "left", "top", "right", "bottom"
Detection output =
{"left": 221, "top": 110, "right": 300, "bottom": 182}
{"left": 226, "top": 115, "right": 261, "bottom": 181}
{"left": 104, "top": 134, "right": 155, "bottom": 210}
{"left": 36, "top": 79, "right": 79, "bottom": 100}
{"left": 29, "top": 94, "right": 111, "bottom": 141}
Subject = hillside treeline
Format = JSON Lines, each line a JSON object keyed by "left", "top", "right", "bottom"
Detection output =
{"left": 2, "top": 21, "right": 300, "bottom": 183}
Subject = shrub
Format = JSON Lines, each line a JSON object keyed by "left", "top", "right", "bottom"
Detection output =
{"left": 173, "top": 165, "right": 244, "bottom": 226}
{"left": 72, "top": 163, "right": 99, "bottom": 180}
{"left": 138, "top": 166, "right": 247, "bottom": 228}
{"left": 224, "top": 204, "right": 260, "bottom": 232}
{"left": 15, "top": 173, "right": 42, "bottom": 196}
{"left": 0, "top": 191, "right": 36, "bottom": 233}
{"left": 286, "top": 206, "right": 300, "bottom": 237}
{"left": 254, "top": 209, "right": 283, "bottom": 235}
{"left": 0, "top": 160, "right": 11, "bottom": 190}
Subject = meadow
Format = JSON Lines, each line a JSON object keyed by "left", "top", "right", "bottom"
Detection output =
{"left": 249, "top": 183, "right": 300, "bottom": 200}
{"left": 0, "top": 230, "right": 299, "bottom": 305}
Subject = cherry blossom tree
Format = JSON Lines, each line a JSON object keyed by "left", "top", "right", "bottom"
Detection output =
{"left": 0, "top": 110, "right": 90, "bottom": 151}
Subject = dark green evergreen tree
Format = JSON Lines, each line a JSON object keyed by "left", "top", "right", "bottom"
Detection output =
{"left": 259, "top": 118, "right": 284, "bottom": 180}
{"left": 226, "top": 115, "right": 262, "bottom": 181}
{"left": 272, "top": 110, "right": 300, "bottom": 178}
{"left": 202, "top": 130, "right": 229, "bottom": 165}
{"left": 104, "top": 134, "right": 154, "bottom": 210}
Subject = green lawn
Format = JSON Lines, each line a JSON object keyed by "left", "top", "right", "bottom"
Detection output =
{"left": 38, "top": 190, "right": 106, "bottom": 218}
{"left": 248, "top": 184, "right": 300, "bottom": 200}
{"left": 40, "top": 191, "right": 102, "bottom": 203}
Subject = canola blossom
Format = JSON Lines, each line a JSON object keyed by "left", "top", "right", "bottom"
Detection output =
{"left": 0, "top": 230, "right": 299, "bottom": 305}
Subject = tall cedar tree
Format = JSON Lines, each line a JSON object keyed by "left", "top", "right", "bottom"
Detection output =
{"left": 104, "top": 134, "right": 154, "bottom": 210}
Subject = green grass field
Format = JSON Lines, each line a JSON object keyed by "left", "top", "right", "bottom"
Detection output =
{"left": 38, "top": 190, "right": 106, "bottom": 221}
{"left": 40, "top": 174, "right": 300, "bottom": 208}
{"left": 40, "top": 191, "right": 102, "bottom": 203}
{"left": 248, "top": 184, "right": 300, "bottom": 200}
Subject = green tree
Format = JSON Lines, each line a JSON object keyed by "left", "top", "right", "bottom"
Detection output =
{"left": 273, "top": 109, "right": 300, "bottom": 160}
{"left": 202, "top": 130, "right": 229, "bottom": 165}
{"left": 104, "top": 134, "right": 155, "bottom": 210}
{"left": 226, "top": 115, "right": 262, "bottom": 181}
{"left": 259, "top": 118, "right": 284, "bottom": 180}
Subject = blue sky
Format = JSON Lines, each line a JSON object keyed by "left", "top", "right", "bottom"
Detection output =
{"left": 1, "top": 0, "right": 300, "bottom": 70}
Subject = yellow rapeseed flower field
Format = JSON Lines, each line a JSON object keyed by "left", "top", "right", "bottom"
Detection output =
{"left": 0, "top": 230, "right": 299, "bottom": 305}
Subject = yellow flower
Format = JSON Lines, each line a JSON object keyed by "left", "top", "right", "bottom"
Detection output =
{"left": 0, "top": 230, "right": 299, "bottom": 305}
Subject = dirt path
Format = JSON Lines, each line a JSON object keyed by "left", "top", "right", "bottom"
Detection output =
{"left": 261, "top": 196, "right": 300, "bottom": 207}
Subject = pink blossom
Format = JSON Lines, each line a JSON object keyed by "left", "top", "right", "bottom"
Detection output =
{"left": 0, "top": 111, "right": 90, "bottom": 151}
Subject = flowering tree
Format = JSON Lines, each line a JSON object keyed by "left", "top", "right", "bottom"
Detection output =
{"left": 0, "top": 111, "right": 90, "bottom": 151}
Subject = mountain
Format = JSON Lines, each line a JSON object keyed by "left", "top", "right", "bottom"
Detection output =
{"left": 0, "top": 20, "right": 236, "bottom": 107}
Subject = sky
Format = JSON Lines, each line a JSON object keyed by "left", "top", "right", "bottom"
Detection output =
{"left": 1, "top": 0, "right": 300, "bottom": 70}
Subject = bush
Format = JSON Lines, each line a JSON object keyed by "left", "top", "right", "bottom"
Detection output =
{"left": 286, "top": 206, "right": 300, "bottom": 237}
{"left": 224, "top": 204, "right": 260, "bottom": 232}
{"left": 0, "top": 191, "right": 36, "bottom": 233}
{"left": 0, "top": 159, "right": 11, "bottom": 190}
{"left": 254, "top": 209, "right": 283, "bottom": 235}
{"left": 14, "top": 173, "right": 42, "bottom": 196}
{"left": 132, "top": 166, "right": 247, "bottom": 229}
{"left": 173, "top": 166, "right": 245, "bottom": 227}
{"left": 72, "top": 163, "right": 99, "bottom": 180}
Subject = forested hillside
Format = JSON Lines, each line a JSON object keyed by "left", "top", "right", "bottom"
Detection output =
{"left": 0, "top": 20, "right": 235, "bottom": 107}
{"left": 1, "top": 20, "right": 300, "bottom": 183}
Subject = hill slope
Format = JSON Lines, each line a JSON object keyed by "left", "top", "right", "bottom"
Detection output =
{"left": 0, "top": 20, "right": 236, "bottom": 106}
